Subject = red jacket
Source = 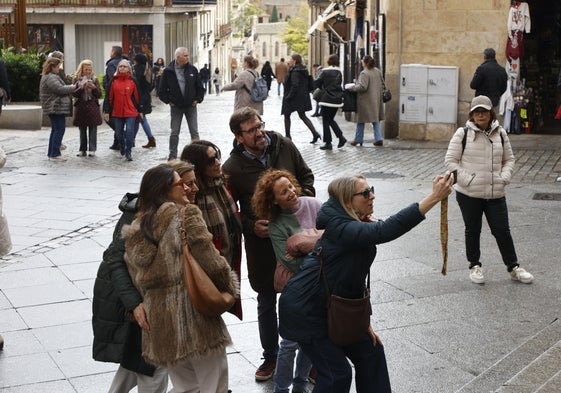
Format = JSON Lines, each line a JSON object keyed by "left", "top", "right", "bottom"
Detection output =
{"left": 109, "top": 72, "right": 139, "bottom": 118}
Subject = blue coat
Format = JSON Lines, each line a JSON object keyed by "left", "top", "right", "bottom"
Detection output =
{"left": 278, "top": 197, "right": 425, "bottom": 343}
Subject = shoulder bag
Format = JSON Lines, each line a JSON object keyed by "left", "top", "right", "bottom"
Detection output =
{"left": 319, "top": 248, "right": 372, "bottom": 346}
{"left": 179, "top": 207, "right": 235, "bottom": 317}
{"left": 381, "top": 74, "right": 392, "bottom": 103}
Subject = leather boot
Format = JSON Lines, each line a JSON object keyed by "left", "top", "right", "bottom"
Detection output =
{"left": 143, "top": 136, "right": 156, "bottom": 148}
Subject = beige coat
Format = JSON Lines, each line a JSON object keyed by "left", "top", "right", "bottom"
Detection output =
{"left": 347, "top": 67, "right": 384, "bottom": 123}
{"left": 445, "top": 120, "right": 514, "bottom": 199}
{"left": 123, "top": 202, "right": 239, "bottom": 366}
{"left": 275, "top": 61, "right": 288, "bottom": 83}
{"left": 222, "top": 68, "right": 263, "bottom": 115}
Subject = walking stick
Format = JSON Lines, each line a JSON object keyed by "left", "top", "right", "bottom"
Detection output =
{"left": 440, "top": 196, "right": 448, "bottom": 275}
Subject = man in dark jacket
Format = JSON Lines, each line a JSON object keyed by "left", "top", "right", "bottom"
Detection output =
{"left": 222, "top": 107, "right": 315, "bottom": 382}
{"left": 92, "top": 193, "right": 168, "bottom": 392}
{"left": 470, "top": 48, "right": 508, "bottom": 110}
{"left": 158, "top": 47, "right": 205, "bottom": 160}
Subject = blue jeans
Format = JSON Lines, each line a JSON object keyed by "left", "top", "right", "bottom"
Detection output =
{"left": 456, "top": 192, "right": 518, "bottom": 271}
{"left": 134, "top": 115, "right": 153, "bottom": 139}
{"left": 169, "top": 104, "right": 199, "bottom": 159}
{"left": 47, "top": 114, "right": 66, "bottom": 158}
{"left": 113, "top": 117, "right": 136, "bottom": 156}
{"left": 274, "top": 338, "right": 312, "bottom": 393}
{"left": 353, "top": 122, "right": 382, "bottom": 143}
{"left": 299, "top": 334, "right": 391, "bottom": 393}
{"left": 320, "top": 106, "right": 344, "bottom": 144}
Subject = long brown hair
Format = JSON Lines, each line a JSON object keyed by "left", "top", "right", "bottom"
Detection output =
{"left": 137, "top": 164, "right": 177, "bottom": 245}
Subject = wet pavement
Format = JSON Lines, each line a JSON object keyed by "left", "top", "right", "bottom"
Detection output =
{"left": 1, "top": 85, "right": 561, "bottom": 392}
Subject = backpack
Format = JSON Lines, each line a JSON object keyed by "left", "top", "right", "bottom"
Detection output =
{"left": 248, "top": 70, "right": 268, "bottom": 102}
{"left": 461, "top": 126, "right": 504, "bottom": 155}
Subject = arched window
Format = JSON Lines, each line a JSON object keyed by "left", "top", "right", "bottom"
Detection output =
{"left": 275, "top": 42, "right": 279, "bottom": 57}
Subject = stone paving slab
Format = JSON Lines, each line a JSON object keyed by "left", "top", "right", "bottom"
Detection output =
{"left": 0, "top": 88, "right": 560, "bottom": 392}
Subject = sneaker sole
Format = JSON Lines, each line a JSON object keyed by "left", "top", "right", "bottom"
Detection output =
{"left": 511, "top": 276, "right": 533, "bottom": 284}
{"left": 470, "top": 276, "right": 485, "bottom": 284}
{"left": 254, "top": 374, "right": 274, "bottom": 382}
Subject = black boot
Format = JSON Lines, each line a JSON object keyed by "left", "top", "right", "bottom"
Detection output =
{"left": 310, "top": 132, "right": 321, "bottom": 144}
{"left": 337, "top": 137, "right": 347, "bottom": 148}
{"left": 319, "top": 143, "right": 332, "bottom": 150}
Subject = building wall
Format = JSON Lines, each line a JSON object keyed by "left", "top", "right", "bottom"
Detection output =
{"left": 381, "top": 0, "right": 507, "bottom": 140}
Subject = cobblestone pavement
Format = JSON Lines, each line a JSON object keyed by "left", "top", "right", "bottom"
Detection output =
{"left": 0, "top": 87, "right": 561, "bottom": 392}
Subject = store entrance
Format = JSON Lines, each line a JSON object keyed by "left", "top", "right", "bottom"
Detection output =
{"left": 520, "top": 0, "right": 561, "bottom": 134}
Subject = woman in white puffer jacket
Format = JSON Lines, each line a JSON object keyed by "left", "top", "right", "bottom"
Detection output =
{"left": 445, "top": 95, "right": 533, "bottom": 286}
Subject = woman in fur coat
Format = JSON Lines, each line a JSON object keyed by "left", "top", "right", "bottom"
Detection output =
{"left": 123, "top": 163, "right": 239, "bottom": 393}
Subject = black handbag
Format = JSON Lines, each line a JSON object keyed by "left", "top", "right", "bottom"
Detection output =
{"left": 320, "top": 250, "right": 372, "bottom": 346}
{"left": 342, "top": 90, "right": 357, "bottom": 112}
{"left": 381, "top": 75, "right": 392, "bottom": 103}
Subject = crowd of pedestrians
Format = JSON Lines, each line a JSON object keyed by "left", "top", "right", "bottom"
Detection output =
{"left": 0, "top": 45, "right": 537, "bottom": 393}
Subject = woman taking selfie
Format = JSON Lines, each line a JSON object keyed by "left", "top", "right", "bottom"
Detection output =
{"left": 279, "top": 173, "right": 453, "bottom": 392}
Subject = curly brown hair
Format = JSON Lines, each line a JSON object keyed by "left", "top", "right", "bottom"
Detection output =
{"left": 252, "top": 169, "right": 302, "bottom": 221}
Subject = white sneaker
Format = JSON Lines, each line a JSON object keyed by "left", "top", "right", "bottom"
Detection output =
{"left": 469, "top": 265, "right": 485, "bottom": 284}
{"left": 510, "top": 266, "right": 534, "bottom": 284}
{"left": 49, "top": 156, "right": 67, "bottom": 162}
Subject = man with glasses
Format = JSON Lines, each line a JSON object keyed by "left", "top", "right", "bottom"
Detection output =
{"left": 158, "top": 47, "right": 206, "bottom": 160}
{"left": 222, "top": 107, "right": 315, "bottom": 382}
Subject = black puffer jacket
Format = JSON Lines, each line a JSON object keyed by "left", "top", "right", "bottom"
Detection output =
{"left": 92, "top": 193, "right": 155, "bottom": 376}
{"left": 281, "top": 65, "right": 312, "bottom": 114}
{"left": 314, "top": 66, "right": 343, "bottom": 108}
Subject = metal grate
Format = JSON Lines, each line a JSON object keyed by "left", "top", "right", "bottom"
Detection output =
{"left": 532, "top": 193, "right": 561, "bottom": 201}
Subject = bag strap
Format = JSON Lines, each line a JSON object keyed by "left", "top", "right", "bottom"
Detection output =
{"left": 318, "top": 246, "right": 370, "bottom": 297}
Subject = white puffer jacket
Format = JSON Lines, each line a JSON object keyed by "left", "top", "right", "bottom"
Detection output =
{"left": 445, "top": 120, "right": 514, "bottom": 199}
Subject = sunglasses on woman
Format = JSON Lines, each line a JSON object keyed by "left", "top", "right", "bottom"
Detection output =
{"left": 353, "top": 186, "right": 375, "bottom": 199}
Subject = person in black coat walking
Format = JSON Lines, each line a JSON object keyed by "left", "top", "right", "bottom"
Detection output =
{"left": 92, "top": 193, "right": 169, "bottom": 393}
{"left": 261, "top": 60, "right": 275, "bottom": 92}
{"left": 281, "top": 54, "right": 321, "bottom": 143}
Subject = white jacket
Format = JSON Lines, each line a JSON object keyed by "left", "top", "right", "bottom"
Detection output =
{"left": 445, "top": 120, "right": 514, "bottom": 199}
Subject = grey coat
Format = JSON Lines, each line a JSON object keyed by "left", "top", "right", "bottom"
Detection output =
{"left": 347, "top": 67, "right": 385, "bottom": 123}
{"left": 222, "top": 68, "right": 264, "bottom": 115}
{"left": 40, "top": 73, "right": 74, "bottom": 116}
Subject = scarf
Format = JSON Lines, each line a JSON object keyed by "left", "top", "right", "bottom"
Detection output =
{"left": 196, "top": 178, "right": 242, "bottom": 267}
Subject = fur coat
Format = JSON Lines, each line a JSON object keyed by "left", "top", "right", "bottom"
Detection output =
{"left": 123, "top": 202, "right": 239, "bottom": 366}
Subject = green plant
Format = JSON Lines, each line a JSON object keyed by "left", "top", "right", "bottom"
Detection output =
{"left": 2, "top": 52, "right": 43, "bottom": 102}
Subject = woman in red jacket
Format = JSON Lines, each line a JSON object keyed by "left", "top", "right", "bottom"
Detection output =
{"left": 104, "top": 59, "right": 139, "bottom": 161}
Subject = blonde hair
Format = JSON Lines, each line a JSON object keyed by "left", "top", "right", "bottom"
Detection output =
{"left": 41, "top": 57, "right": 62, "bottom": 76}
{"left": 327, "top": 175, "right": 367, "bottom": 221}
{"left": 74, "top": 59, "right": 95, "bottom": 80}
{"left": 168, "top": 159, "right": 195, "bottom": 177}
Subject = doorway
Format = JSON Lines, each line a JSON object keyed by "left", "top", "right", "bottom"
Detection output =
{"left": 519, "top": 0, "right": 561, "bottom": 134}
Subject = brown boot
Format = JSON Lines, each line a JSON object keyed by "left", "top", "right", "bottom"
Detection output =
{"left": 143, "top": 137, "right": 156, "bottom": 148}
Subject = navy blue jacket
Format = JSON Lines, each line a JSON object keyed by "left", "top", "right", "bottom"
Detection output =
{"left": 158, "top": 61, "right": 205, "bottom": 108}
{"left": 279, "top": 198, "right": 425, "bottom": 343}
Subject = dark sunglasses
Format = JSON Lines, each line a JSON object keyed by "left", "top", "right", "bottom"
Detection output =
{"left": 353, "top": 186, "right": 375, "bottom": 199}
{"left": 206, "top": 152, "right": 221, "bottom": 165}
